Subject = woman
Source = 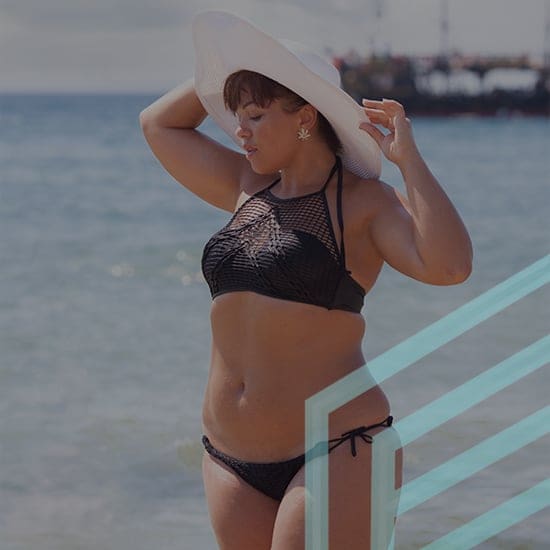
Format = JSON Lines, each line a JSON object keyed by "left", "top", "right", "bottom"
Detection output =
{"left": 140, "top": 11, "right": 472, "bottom": 550}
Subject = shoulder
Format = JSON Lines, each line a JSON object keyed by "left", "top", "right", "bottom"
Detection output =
{"left": 234, "top": 167, "right": 280, "bottom": 210}
{"left": 343, "top": 171, "right": 404, "bottom": 228}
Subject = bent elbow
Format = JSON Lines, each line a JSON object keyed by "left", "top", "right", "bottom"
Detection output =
{"left": 139, "top": 108, "right": 152, "bottom": 132}
{"left": 452, "top": 264, "right": 472, "bottom": 284}
{"left": 444, "top": 259, "right": 473, "bottom": 285}
{"left": 425, "top": 257, "right": 472, "bottom": 286}
{"left": 139, "top": 107, "right": 162, "bottom": 135}
{"left": 445, "top": 241, "right": 473, "bottom": 284}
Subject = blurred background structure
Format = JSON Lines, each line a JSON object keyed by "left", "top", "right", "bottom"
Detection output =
{"left": 335, "top": 0, "right": 550, "bottom": 115}
{"left": 2, "top": 0, "right": 550, "bottom": 116}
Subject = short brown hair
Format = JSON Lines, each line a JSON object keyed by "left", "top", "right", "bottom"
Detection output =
{"left": 223, "top": 70, "right": 342, "bottom": 155}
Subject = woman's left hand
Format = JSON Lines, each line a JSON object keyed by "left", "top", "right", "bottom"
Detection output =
{"left": 359, "top": 98, "right": 420, "bottom": 167}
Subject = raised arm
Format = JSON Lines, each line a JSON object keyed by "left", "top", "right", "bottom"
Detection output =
{"left": 139, "top": 80, "right": 249, "bottom": 212}
{"left": 360, "top": 99, "right": 473, "bottom": 285}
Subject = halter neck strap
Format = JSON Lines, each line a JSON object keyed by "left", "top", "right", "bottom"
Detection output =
{"left": 266, "top": 156, "right": 339, "bottom": 197}
{"left": 334, "top": 156, "right": 347, "bottom": 265}
{"left": 321, "top": 157, "right": 339, "bottom": 191}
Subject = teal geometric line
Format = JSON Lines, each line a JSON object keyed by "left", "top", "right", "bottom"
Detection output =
{"left": 305, "top": 370, "right": 388, "bottom": 549}
{"left": 305, "top": 255, "right": 549, "bottom": 550}
{"left": 371, "top": 427, "right": 402, "bottom": 549}
{"left": 396, "top": 336, "right": 550, "bottom": 447}
{"left": 398, "top": 406, "right": 550, "bottom": 515}
{"left": 369, "top": 253, "right": 549, "bottom": 384}
{"left": 422, "top": 478, "right": 550, "bottom": 549}
{"left": 306, "top": 255, "right": 549, "bottom": 420}
{"left": 304, "top": 403, "right": 330, "bottom": 550}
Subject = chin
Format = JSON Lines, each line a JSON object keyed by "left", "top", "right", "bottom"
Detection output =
{"left": 251, "top": 165, "right": 274, "bottom": 175}
{"left": 248, "top": 158, "right": 278, "bottom": 175}
{"left": 248, "top": 153, "right": 286, "bottom": 175}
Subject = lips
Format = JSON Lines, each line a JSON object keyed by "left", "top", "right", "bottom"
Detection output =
{"left": 243, "top": 145, "right": 258, "bottom": 159}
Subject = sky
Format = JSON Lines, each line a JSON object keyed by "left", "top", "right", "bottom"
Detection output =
{"left": 1, "top": 0, "right": 548, "bottom": 92}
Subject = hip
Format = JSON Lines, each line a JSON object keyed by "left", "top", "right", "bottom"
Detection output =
{"left": 202, "top": 361, "right": 390, "bottom": 462}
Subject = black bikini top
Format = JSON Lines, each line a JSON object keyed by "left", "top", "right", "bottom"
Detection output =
{"left": 201, "top": 156, "right": 365, "bottom": 313}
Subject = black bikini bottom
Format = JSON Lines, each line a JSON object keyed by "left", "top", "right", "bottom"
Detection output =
{"left": 202, "top": 415, "right": 393, "bottom": 502}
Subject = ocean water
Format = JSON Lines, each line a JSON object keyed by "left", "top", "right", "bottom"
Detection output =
{"left": 0, "top": 94, "right": 548, "bottom": 549}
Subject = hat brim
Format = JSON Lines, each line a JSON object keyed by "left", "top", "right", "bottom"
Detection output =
{"left": 192, "top": 10, "right": 381, "bottom": 180}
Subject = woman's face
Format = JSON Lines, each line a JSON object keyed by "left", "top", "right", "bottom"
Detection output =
{"left": 234, "top": 89, "right": 301, "bottom": 174}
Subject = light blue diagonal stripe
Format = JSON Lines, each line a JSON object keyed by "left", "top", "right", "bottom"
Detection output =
{"left": 423, "top": 478, "right": 550, "bottom": 549}
{"left": 304, "top": 413, "right": 330, "bottom": 550}
{"left": 370, "top": 254, "right": 550, "bottom": 384}
{"left": 305, "top": 255, "right": 549, "bottom": 419}
{"left": 396, "top": 336, "right": 550, "bottom": 447}
{"left": 398, "top": 407, "right": 550, "bottom": 515}
{"left": 305, "top": 255, "right": 549, "bottom": 550}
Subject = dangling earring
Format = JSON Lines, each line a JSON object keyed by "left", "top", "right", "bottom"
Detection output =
{"left": 297, "top": 127, "right": 311, "bottom": 141}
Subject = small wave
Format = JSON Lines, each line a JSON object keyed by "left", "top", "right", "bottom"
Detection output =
{"left": 176, "top": 249, "right": 190, "bottom": 262}
{"left": 110, "top": 263, "right": 135, "bottom": 277}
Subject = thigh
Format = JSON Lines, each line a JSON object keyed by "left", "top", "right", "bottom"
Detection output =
{"left": 202, "top": 451, "right": 279, "bottom": 550}
{"left": 271, "top": 426, "right": 402, "bottom": 550}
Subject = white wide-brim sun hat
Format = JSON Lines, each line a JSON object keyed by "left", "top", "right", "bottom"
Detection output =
{"left": 192, "top": 10, "right": 381, "bottom": 180}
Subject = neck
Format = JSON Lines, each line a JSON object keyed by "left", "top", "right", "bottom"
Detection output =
{"left": 278, "top": 145, "right": 337, "bottom": 196}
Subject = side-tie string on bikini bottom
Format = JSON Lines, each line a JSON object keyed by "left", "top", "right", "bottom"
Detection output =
{"left": 328, "top": 415, "right": 393, "bottom": 457}
{"left": 202, "top": 414, "right": 394, "bottom": 501}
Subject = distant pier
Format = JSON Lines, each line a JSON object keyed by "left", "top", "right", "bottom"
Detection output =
{"left": 335, "top": 53, "right": 550, "bottom": 116}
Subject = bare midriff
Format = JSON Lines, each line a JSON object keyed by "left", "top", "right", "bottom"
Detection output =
{"left": 201, "top": 290, "right": 390, "bottom": 462}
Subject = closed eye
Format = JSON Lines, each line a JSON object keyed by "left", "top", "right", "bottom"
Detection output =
{"left": 234, "top": 113, "right": 262, "bottom": 123}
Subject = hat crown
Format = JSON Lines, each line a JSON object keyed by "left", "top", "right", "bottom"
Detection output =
{"left": 279, "top": 39, "right": 341, "bottom": 89}
{"left": 192, "top": 10, "right": 381, "bottom": 179}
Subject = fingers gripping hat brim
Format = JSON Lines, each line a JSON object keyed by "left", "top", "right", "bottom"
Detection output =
{"left": 192, "top": 10, "right": 381, "bottom": 180}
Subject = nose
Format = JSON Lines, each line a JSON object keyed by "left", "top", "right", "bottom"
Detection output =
{"left": 235, "top": 122, "right": 251, "bottom": 140}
